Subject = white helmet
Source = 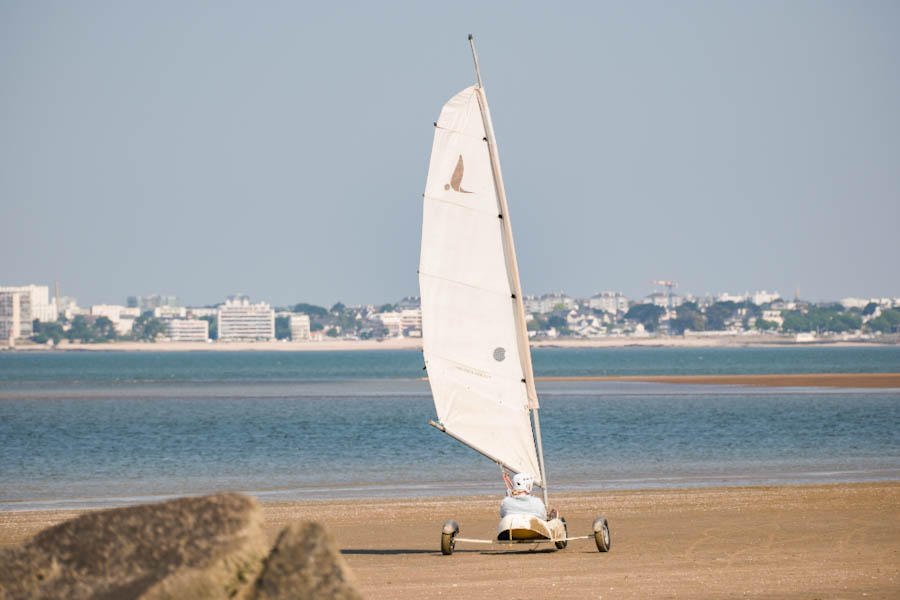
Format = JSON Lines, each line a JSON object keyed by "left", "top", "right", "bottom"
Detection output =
{"left": 512, "top": 473, "right": 534, "bottom": 493}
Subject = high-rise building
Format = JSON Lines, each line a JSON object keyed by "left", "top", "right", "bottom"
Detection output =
{"left": 0, "top": 285, "right": 56, "bottom": 322}
{"left": 127, "top": 294, "right": 180, "bottom": 311}
{"left": 217, "top": 297, "right": 274, "bottom": 341}
{"left": 0, "top": 291, "right": 33, "bottom": 340}
{"left": 289, "top": 314, "right": 311, "bottom": 340}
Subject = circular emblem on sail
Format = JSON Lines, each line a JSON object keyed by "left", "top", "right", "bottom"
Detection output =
{"left": 493, "top": 347, "right": 506, "bottom": 362}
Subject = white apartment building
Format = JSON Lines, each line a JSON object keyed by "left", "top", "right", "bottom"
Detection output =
{"left": 91, "top": 304, "right": 123, "bottom": 322}
{"left": 90, "top": 304, "right": 138, "bottom": 335}
{"left": 761, "top": 309, "right": 784, "bottom": 327}
{"left": 840, "top": 297, "right": 869, "bottom": 310}
{"left": 377, "top": 311, "right": 402, "bottom": 337}
{"left": 524, "top": 292, "right": 575, "bottom": 314}
{"left": 646, "top": 291, "right": 684, "bottom": 309}
{"left": 217, "top": 298, "right": 274, "bottom": 341}
{"left": 127, "top": 294, "right": 180, "bottom": 311}
{"left": 400, "top": 308, "right": 422, "bottom": 335}
{"left": 290, "top": 314, "right": 311, "bottom": 340}
{"left": 589, "top": 291, "right": 629, "bottom": 314}
{"left": 57, "top": 296, "right": 83, "bottom": 319}
{"left": 154, "top": 306, "right": 187, "bottom": 319}
{"left": 751, "top": 290, "right": 781, "bottom": 305}
{"left": 164, "top": 318, "right": 209, "bottom": 342}
{"left": 0, "top": 291, "right": 32, "bottom": 340}
{"left": 716, "top": 292, "right": 749, "bottom": 303}
{"left": 0, "top": 285, "right": 56, "bottom": 322}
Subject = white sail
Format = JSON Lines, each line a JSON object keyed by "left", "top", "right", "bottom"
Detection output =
{"left": 419, "top": 84, "right": 543, "bottom": 484}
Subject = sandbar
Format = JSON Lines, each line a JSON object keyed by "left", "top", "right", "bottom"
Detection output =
{"left": 538, "top": 372, "right": 900, "bottom": 388}
{"left": 2, "top": 483, "right": 898, "bottom": 598}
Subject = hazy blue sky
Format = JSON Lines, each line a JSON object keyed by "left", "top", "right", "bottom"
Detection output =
{"left": 3, "top": 1, "right": 898, "bottom": 307}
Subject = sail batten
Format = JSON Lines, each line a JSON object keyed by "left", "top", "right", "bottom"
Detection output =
{"left": 420, "top": 82, "right": 543, "bottom": 486}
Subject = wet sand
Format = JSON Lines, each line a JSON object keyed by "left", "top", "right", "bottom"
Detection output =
{"left": 2, "top": 483, "right": 898, "bottom": 598}
{"left": 539, "top": 372, "right": 900, "bottom": 388}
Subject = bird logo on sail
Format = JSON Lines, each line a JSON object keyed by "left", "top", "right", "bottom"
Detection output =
{"left": 444, "top": 155, "right": 472, "bottom": 193}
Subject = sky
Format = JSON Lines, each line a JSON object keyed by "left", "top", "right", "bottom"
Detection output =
{"left": 2, "top": 1, "right": 898, "bottom": 308}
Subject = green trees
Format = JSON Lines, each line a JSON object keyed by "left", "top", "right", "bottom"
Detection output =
{"left": 669, "top": 302, "right": 705, "bottom": 334}
{"left": 292, "top": 303, "right": 327, "bottom": 317}
{"left": 66, "top": 315, "right": 95, "bottom": 342}
{"left": 94, "top": 317, "right": 117, "bottom": 341}
{"left": 705, "top": 301, "right": 737, "bottom": 330}
{"left": 781, "top": 311, "right": 810, "bottom": 332}
{"left": 30, "top": 320, "right": 65, "bottom": 344}
{"left": 624, "top": 303, "right": 665, "bottom": 332}
{"left": 755, "top": 319, "right": 778, "bottom": 331}
{"left": 38, "top": 314, "right": 123, "bottom": 343}
{"left": 782, "top": 306, "right": 863, "bottom": 333}
{"left": 131, "top": 312, "right": 166, "bottom": 341}
{"left": 527, "top": 314, "right": 548, "bottom": 331}
{"left": 867, "top": 309, "right": 900, "bottom": 333}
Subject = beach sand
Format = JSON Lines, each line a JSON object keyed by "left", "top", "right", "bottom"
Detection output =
{"left": 8, "top": 334, "right": 898, "bottom": 352}
{"left": 2, "top": 483, "right": 898, "bottom": 598}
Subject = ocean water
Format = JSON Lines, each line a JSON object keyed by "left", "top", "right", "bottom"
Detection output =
{"left": 1, "top": 347, "right": 898, "bottom": 510}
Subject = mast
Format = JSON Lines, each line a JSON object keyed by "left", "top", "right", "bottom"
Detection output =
{"left": 468, "top": 35, "right": 550, "bottom": 508}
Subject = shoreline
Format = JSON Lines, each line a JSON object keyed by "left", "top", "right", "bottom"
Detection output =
{"left": 4, "top": 334, "right": 898, "bottom": 352}
{"left": 2, "top": 482, "right": 898, "bottom": 598}
{"left": 538, "top": 372, "right": 900, "bottom": 388}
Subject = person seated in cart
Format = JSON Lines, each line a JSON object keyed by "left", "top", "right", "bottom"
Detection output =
{"left": 499, "top": 472, "right": 547, "bottom": 520}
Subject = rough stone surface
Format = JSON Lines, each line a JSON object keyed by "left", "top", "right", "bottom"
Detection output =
{"left": 251, "top": 522, "right": 362, "bottom": 600}
{"left": 0, "top": 493, "right": 267, "bottom": 600}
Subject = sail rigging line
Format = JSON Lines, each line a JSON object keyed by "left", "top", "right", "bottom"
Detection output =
{"left": 432, "top": 124, "right": 487, "bottom": 142}
{"left": 419, "top": 271, "right": 519, "bottom": 298}
{"left": 467, "top": 36, "right": 550, "bottom": 508}
{"left": 421, "top": 193, "right": 497, "bottom": 217}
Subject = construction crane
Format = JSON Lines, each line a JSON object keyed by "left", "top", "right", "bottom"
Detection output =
{"left": 651, "top": 280, "right": 678, "bottom": 311}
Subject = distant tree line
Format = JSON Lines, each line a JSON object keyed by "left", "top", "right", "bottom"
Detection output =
{"left": 30, "top": 312, "right": 166, "bottom": 344}
{"left": 527, "top": 299, "right": 896, "bottom": 337}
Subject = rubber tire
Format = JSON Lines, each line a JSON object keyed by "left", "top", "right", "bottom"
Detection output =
{"left": 441, "top": 530, "right": 456, "bottom": 555}
{"left": 594, "top": 517, "right": 611, "bottom": 552}
{"left": 555, "top": 517, "right": 568, "bottom": 550}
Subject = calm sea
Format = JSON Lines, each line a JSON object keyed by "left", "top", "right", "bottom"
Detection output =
{"left": 1, "top": 347, "right": 898, "bottom": 510}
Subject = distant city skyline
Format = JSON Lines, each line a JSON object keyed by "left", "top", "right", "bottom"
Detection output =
{"left": 11, "top": 281, "right": 898, "bottom": 312}
{"left": 3, "top": 2, "right": 899, "bottom": 307}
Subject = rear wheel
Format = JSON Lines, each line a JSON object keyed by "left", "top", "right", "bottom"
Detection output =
{"left": 593, "top": 516, "right": 610, "bottom": 552}
{"left": 441, "top": 519, "right": 459, "bottom": 555}
{"left": 555, "top": 517, "right": 568, "bottom": 550}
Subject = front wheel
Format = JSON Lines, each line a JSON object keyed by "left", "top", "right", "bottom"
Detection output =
{"left": 441, "top": 519, "right": 459, "bottom": 555}
{"left": 555, "top": 517, "right": 568, "bottom": 550}
{"left": 593, "top": 516, "right": 611, "bottom": 552}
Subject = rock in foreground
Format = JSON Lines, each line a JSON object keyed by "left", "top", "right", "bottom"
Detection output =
{"left": 0, "top": 493, "right": 268, "bottom": 600}
{"left": 251, "top": 522, "right": 362, "bottom": 600}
